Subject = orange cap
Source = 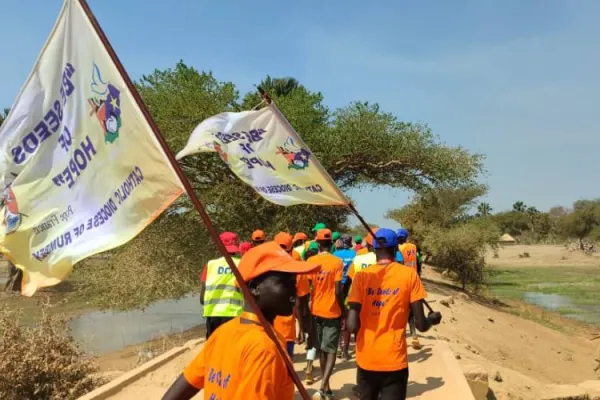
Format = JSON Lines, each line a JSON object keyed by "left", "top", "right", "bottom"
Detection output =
{"left": 292, "top": 232, "right": 308, "bottom": 242}
{"left": 252, "top": 229, "right": 266, "bottom": 241}
{"left": 315, "top": 228, "right": 332, "bottom": 241}
{"left": 238, "top": 241, "right": 320, "bottom": 282}
{"left": 365, "top": 228, "right": 379, "bottom": 246}
{"left": 274, "top": 232, "right": 293, "bottom": 252}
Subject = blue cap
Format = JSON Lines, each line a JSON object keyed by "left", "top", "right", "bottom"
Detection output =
{"left": 396, "top": 228, "right": 409, "bottom": 239}
{"left": 373, "top": 228, "right": 398, "bottom": 249}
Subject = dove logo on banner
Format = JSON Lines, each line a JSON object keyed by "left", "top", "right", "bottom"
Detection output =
{"left": 176, "top": 103, "right": 349, "bottom": 207}
{"left": 0, "top": 0, "right": 183, "bottom": 295}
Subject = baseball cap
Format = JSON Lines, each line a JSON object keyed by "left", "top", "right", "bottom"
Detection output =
{"left": 274, "top": 232, "right": 293, "bottom": 252}
{"left": 311, "top": 222, "right": 326, "bottom": 232}
{"left": 396, "top": 228, "right": 409, "bottom": 239}
{"left": 332, "top": 231, "right": 341, "bottom": 241}
{"left": 354, "top": 235, "right": 363, "bottom": 244}
{"left": 239, "top": 241, "right": 252, "bottom": 255}
{"left": 252, "top": 229, "right": 266, "bottom": 241}
{"left": 315, "top": 228, "right": 332, "bottom": 241}
{"left": 365, "top": 228, "right": 379, "bottom": 246}
{"left": 220, "top": 232, "right": 239, "bottom": 253}
{"left": 293, "top": 232, "right": 308, "bottom": 242}
{"left": 238, "top": 241, "right": 321, "bottom": 282}
{"left": 372, "top": 228, "right": 398, "bottom": 249}
{"left": 307, "top": 242, "right": 319, "bottom": 252}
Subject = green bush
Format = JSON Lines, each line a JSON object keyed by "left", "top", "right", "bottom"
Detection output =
{"left": 0, "top": 305, "right": 102, "bottom": 400}
{"left": 423, "top": 220, "right": 500, "bottom": 289}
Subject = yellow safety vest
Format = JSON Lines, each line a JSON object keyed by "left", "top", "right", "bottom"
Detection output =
{"left": 352, "top": 252, "right": 377, "bottom": 274}
{"left": 346, "top": 252, "right": 377, "bottom": 305}
{"left": 294, "top": 245, "right": 305, "bottom": 258}
{"left": 203, "top": 257, "right": 244, "bottom": 318}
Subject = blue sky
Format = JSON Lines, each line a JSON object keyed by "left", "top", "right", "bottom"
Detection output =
{"left": 1, "top": 0, "right": 599, "bottom": 229}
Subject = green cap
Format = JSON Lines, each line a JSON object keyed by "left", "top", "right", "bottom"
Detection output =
{"left": 354, "top": 235, "right": 363, "bottom": 244}
{"left": 307, "top": 242, "right": 319, "bottom": 251}
{"left": 332, "top": 231, "right": 341, "bottom": 241}
{"left": 311, "top": 222, "right": 326, "bottom": 232}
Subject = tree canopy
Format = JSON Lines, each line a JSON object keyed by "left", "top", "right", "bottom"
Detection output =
{"left": 5, "top": 61, "right": 484, "bottom": 309}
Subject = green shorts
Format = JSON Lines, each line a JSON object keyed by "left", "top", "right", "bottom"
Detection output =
{"left": 313, "top": 316, "right": 341, "bottom": 354}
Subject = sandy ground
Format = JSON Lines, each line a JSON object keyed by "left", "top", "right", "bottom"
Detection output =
{"left": 487, "top": 244, "right": 600, "bottom": 268}
{"left": 106, "top": 335, "right": 473, "bottom": 400}
{"left": 94, "top": 245, "right": 600, "bottom": 399}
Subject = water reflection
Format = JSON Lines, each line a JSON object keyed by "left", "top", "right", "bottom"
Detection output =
{"left": 69, "top": 294, "right": 204, "bottom": 354}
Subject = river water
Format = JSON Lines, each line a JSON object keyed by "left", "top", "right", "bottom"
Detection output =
{"left": 69, "top": 294, "right": 204, "bottom": 354}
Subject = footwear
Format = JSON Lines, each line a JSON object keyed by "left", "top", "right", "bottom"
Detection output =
{"left": 305, "top": 364, "right": 314, "bottom": 385}
{"left": 324, "top": 389, "right": 335, "bottom": 399}
{"left": 411, "top": 337, "right": 423, "bottom": 350}
{"left": 342, "top": 352, "right": 351, "bottom": 361}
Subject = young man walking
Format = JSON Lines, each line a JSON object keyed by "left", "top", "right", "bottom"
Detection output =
{"left": 397, "top": 228, "right": 422, "bottom": 349}
{"left": 307, "top": 229, "right": 344, "bottom": 400}
{"left": 199, "top": 232, "right": 244, "bottom": 339}
{"left": 162, "top": 241, "right": 321, "bottom": 400}
{"left": 332, "top": 234, "right": 356, "bottom": 361}
{"left": 347, "top": 229, "right": 442, "bottom": 400}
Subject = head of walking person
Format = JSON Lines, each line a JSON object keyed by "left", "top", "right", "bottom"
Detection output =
{"left": 251, "top": 229, "right": 266, "bottom": 246}
{"left": 354, "top": 235, "right": 363, "bottom": 246}
{"left": 240, "top": 241, "right": 320, "bottom": 320}
{"left": 274, "top": 232, "right": 294, "bottom": 254}
{"left": 396, "top": 228, "right": 409, "bottom": 244}
{"left": 292, "top": 232, "right": 308, "bottom": 248}
{"left": 332, "top": 231, "right": 341, "bottom": 250}
{"left": 339, "top": 234, "right": 353, "bottom": 250}
{"left": 239, "top": 241, "right": 252, "bottom": 256}
{"left": 373, "top": 228, "right": 398, "bottom": 261}
{"left": 220, "top": 231, "right": 240, "bottom": 255}
{"left": 315, "top": 228, "right": 333, "bottom": 252}
{"left": 311, "top": 222, "right": 326, "bottom": 235}
{"left": 304, "top": 241, "right": 319, "bottom": 260}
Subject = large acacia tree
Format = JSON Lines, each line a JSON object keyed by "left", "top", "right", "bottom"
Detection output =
{"left": 73, "top": 61, "right": 485, "bottom": 309}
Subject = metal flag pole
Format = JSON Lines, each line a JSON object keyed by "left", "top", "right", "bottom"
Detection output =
{"left": 76, "top": 1, "right": 311, "bottom": 398}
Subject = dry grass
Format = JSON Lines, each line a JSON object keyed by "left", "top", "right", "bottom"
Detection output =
{"left": 0, "top": 301, "right": 103, "bottom": 400}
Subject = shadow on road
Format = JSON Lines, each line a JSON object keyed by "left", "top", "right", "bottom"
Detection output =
{"left": 407, "top": 376, "right": 445, "bottom": 397}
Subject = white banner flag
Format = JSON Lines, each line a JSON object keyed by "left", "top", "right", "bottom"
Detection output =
{"left": 0, "top": 0, "right": 184, "bottom": 295}
{"left": 176, "top": 103, "right": 349, "bottom": 206}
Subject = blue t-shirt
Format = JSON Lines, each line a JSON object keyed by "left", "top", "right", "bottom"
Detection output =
{"left": 396, "top": 251, "right": 405, "bottom": 264}
{"left": 333, "top": 249, "right": 357, "bottom": 284}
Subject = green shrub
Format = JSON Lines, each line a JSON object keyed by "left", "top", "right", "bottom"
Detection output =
{"left": 424, "top": 220, "right": 500, "bottom": 289}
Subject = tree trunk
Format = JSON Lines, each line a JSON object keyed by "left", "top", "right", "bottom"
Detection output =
{"left": 579, "top": 237, "right": 585, "bottom": 251}
{"left": 4, "top": 263, "right": 22, "bottom": 292}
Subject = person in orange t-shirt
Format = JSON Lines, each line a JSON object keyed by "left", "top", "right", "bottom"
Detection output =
{"left": 274, "top": 232, "right": 311, "bottom": 358}
{"left": 162, "top": 242, "right": 321, "bottom": 400}
{"left": 307, "top": 229, "right": 344, "bottom": 400}
{"left": 347, "top": 228, "right": 442, "bottom": 400}
{"left": 251, "top": 229, "right": 266, "bottom": 246}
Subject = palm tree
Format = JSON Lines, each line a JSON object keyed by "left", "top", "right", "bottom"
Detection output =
{"left": 257, "top": 76, "right": 300, "bottom": 98}
{"left": 513, "top": 201, "right": 526, "bottom": 213}
{"left": 477, "top": 202, "right": 492, "bottom": 216}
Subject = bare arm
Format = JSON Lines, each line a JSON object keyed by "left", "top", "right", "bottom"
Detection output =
{"left": 410, "top": 300, "right": 442, "bottom": 332}
{"left": 335, "top": 281, "right": 345, "bottom": 316}
{"left": 161, "top": 374, "right": 199, "bottom": 400}
{"left": 346, "top": 303, "right": 361, "bottom": 334}
{"left": 199, "top": 283, "right": 206, "bottom": 306}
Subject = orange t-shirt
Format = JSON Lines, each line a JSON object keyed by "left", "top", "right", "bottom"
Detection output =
{"left": 348, "top": 262, "right": 426, "bottom": 372}
{"left": 308, "top": 253, "right": 343, "bottom": 318}
{"left": 183, "top": 312, "right": 294, "bottom": 399}
{"left": 292, "top": 250, "right": 302, "bottom": 261}
{"left": 274, "top": 275, "right": 310, "bottom": 342}
{"left": 399, "top": 242, "right": 418, "bottom": 269}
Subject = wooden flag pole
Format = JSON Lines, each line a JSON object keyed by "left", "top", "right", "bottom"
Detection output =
{"left": 77, "top": 1, "right": 311, "bottom": 398}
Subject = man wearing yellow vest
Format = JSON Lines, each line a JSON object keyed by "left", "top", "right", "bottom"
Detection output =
{"left": 200, "top": 232, "right": 244, "bottom": 339}
{"left": 397, "top": 228, "right": 422, "bottom": 350}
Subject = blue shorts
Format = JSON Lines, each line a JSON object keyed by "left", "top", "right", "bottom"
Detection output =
{"left": 286, "top": 341, "right": 295, "bottom": 358}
